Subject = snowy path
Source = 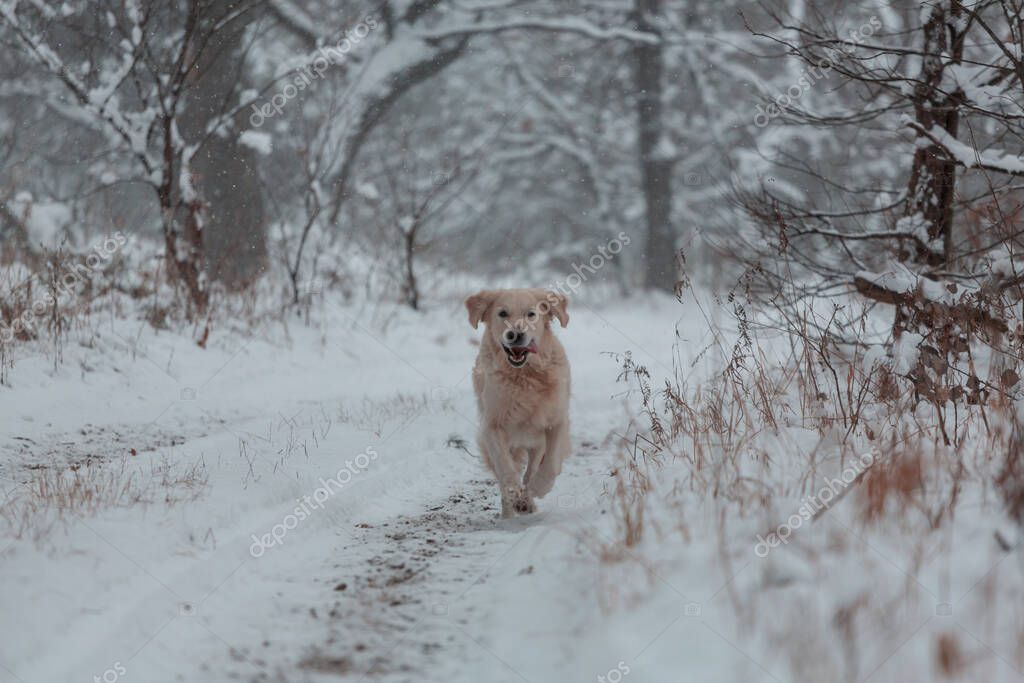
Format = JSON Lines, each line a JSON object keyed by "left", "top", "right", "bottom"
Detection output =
{"left": 1, "top": 297, "right": 701, "bottom": 683}
{"left": 9, "top": 295, "right": 974, "bottom": 683}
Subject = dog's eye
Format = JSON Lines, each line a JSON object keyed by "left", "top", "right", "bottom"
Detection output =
{"left": 497, "top": 310, "right": 508, "bottom": 318}
{"left": 527, "top": 310, "right": 537, "bottom": 319}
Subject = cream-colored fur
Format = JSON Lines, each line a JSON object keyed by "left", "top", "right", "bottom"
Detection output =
{"left": 465, "top": 288, "right": 570, "bottom": 517}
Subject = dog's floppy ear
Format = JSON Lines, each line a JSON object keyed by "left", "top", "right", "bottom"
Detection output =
{"left": 465, "top": 290, "right": 496, "bottom": 329}
{"left": 542, "top": 291, "right": 569, "bottom": 327}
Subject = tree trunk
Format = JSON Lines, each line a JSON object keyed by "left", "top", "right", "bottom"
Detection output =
{"left": 159, "top": 109, "right": 208, "bottom": 318}
{"left": 180, "top": 0, "right": 267, "bottom": 289}
{"left": 634, "top": 0, "right": 676, "bottom": 292}
{"left": 403, "top": 228, "right": 419, "bottom": 310}
{"left": 160, "top": 202, "right": 209, "bottom": 317}
{"left": 906, "top": 4, "right": 964, "bottom": 267}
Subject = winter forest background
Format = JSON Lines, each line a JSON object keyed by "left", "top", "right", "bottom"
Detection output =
{"left": 3, "top": 1, "right": 1024, "bottom": 682}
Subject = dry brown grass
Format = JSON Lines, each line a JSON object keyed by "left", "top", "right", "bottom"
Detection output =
{"left": 934, "top": 631, "right": 966, "bottom": 679}
{"left": 336, "top": 392, "right": 453, "bottom": 437}
{"left": 996, "top": 416, "right": 1024, "bottom": 528}
{"left": 0, "top": 455, "right": 207, "bottom": 541}
{"left": 598, "top": 283, "right": 1024, "bottom": 679}
{"left": 602, "top": 449, "right": 650, "bottom": 558}
{"left": 609, "top": 310, "right": 1018, "bottom": 542}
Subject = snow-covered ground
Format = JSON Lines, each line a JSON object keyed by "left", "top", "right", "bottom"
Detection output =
{"left": 2, "top": 287, "right": 1022, "bottom": 683}
{"left": 0, "top": 290, "right": 700, "bottom": 683}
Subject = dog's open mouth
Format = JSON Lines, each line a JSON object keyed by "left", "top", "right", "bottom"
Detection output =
{"left": 502, "top": 341, "right": 538, "bottom": 368}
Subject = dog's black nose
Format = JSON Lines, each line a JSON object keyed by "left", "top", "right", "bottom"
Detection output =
{"left": 502, "top": 329, "right": 524, "bottom": 346}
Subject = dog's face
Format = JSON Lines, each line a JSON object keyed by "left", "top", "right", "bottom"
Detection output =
{"left": 466, "top": 288, "right": 569, "bottom": 368}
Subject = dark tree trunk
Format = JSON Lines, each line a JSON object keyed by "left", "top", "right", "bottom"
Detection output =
{"left": 906, "top": 5, "right": 965, "bottom": 266}
{"left": 634, "top": 0, "right": 676, "bottom": 292}
{"left": 180, "top": 0, "right": 267, "bottom": 289}
{"left": 159, "top": 107, "right": 208, "bottom": 317}
{"left": 403, "top": 229, "right": 419, "bottom": 311}
{"left": 158, "top": 203, "right": 208, "bottom": 317}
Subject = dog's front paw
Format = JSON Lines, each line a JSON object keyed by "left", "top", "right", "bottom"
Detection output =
{"left": 512, "top": 488, "right": 535, "bottom": 514}
{"left": 513, "top": 496, "right": 535, "bottom": 514}
{"left": 501, "top": 486, "right": 534, "bottom": 517}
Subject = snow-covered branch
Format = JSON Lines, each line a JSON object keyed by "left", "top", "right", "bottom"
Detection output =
{"left": 267, "top": 0, "right": 322, "bottom": 47}
{"left": 0, "top": 0, "right": 157, "bottom": 178}
{"left": 905, "top": 118, "right": 1024, "bottom": 177}
{"left": 419, "top": 17, "right": 659, "bottom": 44}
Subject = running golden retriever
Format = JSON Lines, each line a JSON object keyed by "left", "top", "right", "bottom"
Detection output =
{"left": 465, "top": 288, "right": 570, "bottom": 517}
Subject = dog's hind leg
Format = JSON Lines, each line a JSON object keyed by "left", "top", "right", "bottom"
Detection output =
{"left": 528, "top": 423, "right": 569, "bottom": 500}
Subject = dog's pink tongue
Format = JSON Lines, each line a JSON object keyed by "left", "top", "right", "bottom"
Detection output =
{"left": 526, "top": 341, "right": 539, "bottom": 354}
